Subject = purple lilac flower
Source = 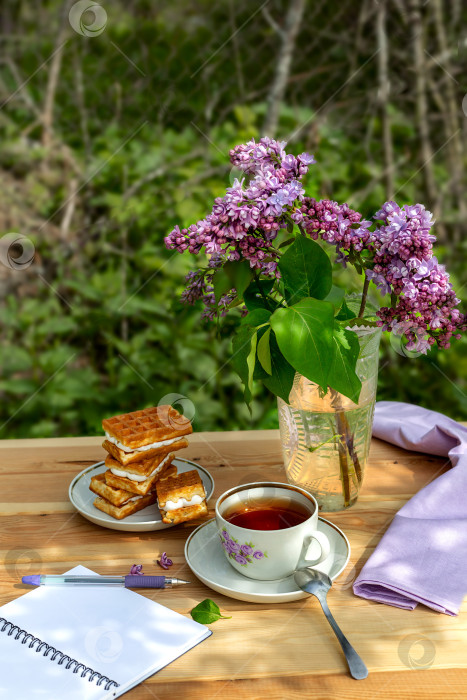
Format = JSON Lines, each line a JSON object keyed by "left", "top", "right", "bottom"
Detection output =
{"left": 129, "top": 564, "right": 144, "bottom": 575}
{"left": 165, "top": 138, "right": 315, "bottom": 298}
{"left": 253, "top": 551, "right": 264, "bottom": 560}
{"left": 365, "top": 269, "right": 391, "bottom": 296}
{"left": 300, "top": 197, "right": 371, "bottom": 262}
{"left": 157, "top": 552, "right": 173, "bottom": 570}
{"left": 369, "top": 203, "right": 465, "bottom": 351}
{"left": 166, "top": 139, "right": 465, "bottom": 349}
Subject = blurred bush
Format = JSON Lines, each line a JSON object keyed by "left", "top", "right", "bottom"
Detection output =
{"left": 0, "top": 0, "right": 465, "bottom": 437}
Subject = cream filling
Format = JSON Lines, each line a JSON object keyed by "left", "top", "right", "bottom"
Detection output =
{"left": 163, "top": 495, "right": 203, "bottom": 511}
{"left": 110, "top": 454, "right": 172, "bottom": 483}
{"left": 105, "top": 433, "right": 182, "bottom": 453}
{"left": 121, "top": 495, "right": 143, "bottom": 505}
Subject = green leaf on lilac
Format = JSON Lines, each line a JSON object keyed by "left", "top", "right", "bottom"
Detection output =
{"left": 223, "top": 260, "right": 254, "bottom": 299}
{"left": 190, "top": 598, "right": 231, "bottom": 625}
{"left": 254, "top": 331, "right": 295, "bottom": 403}
{"left": 243, "top": 279, "right": 275, "bottom": 312}
{"left": 344, "top": 293, "right": 378, "bottom": 318}
{"left": 240, "top": 307, "right": 271, "bottom": 327}
{"left": 246, "top": 331, "right": 258, "bottom": 396}
{"left": 227, "top": 297, "right": 244, "bottom": 309}
{"left": 335, "top": 300, "right": 355, "bottom": 321}
{"left": 257, "top": 326, "right": 272, "bottom": 375}
{"left": 270, "top": 297, "right": 335, "bottom": 389}
{"left": 327, "top": 324, "right": 362, "bottom": 403}
{"left": 279, "top": 236, "right": 296, "bottom": 249}
{"left": 278, "top": 237, "right": 332, "bottom": 304}
{"left": 324, "top": 285, "right": 345, "bottom": 309}
{"left": 231, "top": 324, "right": 257, "bottom": 404}
{"left": 212, "top": 268, "right": 232, "bottom": 303}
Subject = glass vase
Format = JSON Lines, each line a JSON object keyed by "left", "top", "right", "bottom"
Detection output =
{"left": 278, "top": 327, "right": 382, "bottom": 512}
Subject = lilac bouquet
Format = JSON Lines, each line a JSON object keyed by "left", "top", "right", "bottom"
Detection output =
{"left": 166, "top": 137, "right": 465, "bottom": 405}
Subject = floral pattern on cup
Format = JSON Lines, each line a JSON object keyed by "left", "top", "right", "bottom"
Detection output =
{"left": 220, "top": 529, "right": 268, "bottom": 566}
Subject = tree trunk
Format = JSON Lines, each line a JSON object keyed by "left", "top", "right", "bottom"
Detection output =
{"left": 41, "top": 0, "right": 72, "bottom": 148}
{"left": 431, "top": 0, "right": 465, "bottom": 242}
{"left": 408, "top": 0, "right": 439, "bottom": 221}
{"left": 376, "top": 0, "right": 394, "bottom": 199}
{"left": 263, "top": 0, "right": 306, "bottom": 137}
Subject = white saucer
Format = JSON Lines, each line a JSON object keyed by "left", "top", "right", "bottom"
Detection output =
{"left": 69, "top": 458, "right": 214, "bottom": 532}
{"left": 184, "top": 517, "right": 350, "bottom": 603}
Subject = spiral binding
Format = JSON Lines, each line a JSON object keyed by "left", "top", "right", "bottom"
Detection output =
{"left": 0, "top": 617, "right": 120, "bottom": 692}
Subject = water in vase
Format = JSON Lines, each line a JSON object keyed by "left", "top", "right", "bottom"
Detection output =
{"left": 278, "top": 329, "right": 381, "bottom": 511}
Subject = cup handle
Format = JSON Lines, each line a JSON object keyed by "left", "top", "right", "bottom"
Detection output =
{"left": 301, "top": 530, "right": 331, "bottom": 566}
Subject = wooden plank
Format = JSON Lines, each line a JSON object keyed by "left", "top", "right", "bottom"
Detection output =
{"left": 128, "top": 669, "right": 467, "bottom": 700}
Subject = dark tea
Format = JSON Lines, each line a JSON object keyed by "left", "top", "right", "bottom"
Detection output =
{"left": 223, "top": 498, "right": 312, "bottom": 530}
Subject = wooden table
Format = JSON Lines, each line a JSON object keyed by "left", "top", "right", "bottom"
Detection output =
{"left": 1, "top": 431, "right": 466, "bottom": 699}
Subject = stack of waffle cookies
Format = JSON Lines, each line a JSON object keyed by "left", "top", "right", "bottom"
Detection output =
{"left": 90, "top": 405, "right": 193, "bottom": 520}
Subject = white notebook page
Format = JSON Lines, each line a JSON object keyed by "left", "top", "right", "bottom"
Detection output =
{"left": 0, "top": 566, "right": 211, "bottom": 699}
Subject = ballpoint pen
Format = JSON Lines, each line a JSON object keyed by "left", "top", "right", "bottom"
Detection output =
{"left": 22, "top": 574, "right": 190, "bottom": 589}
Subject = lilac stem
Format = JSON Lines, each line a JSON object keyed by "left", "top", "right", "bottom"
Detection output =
{"left": 358, "top": 276, "right": 370, "bottom": 318}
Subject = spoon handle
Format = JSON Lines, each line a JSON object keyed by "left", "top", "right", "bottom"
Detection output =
{"left": 317, "top": 594, "right": 368, "bottom": 680}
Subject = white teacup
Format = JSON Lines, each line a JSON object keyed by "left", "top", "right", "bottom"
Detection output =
{"left": 215, "top": 482, "right": 331, "bottom": 580}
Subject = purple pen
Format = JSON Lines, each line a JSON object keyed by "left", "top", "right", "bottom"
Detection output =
{"left": 22, "top": 574, "right": 190, "bottom": 588}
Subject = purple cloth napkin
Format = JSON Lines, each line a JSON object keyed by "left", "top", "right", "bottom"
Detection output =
{"left": 353, "top": 401, "right": 467, "bottom": 616}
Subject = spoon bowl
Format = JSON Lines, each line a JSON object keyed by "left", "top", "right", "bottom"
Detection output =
{"left": 294, "top": 568, "right": 332, "bottom": 595}
{"left": 294, "top": 567, "right": 368, "bottom": 680}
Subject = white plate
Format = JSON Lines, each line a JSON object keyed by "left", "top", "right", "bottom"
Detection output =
{"left": 69, "top": 458, "right": 214, "bottom": 532}
{"left": 185, "top": 517, "right": 350, "bottom": 603}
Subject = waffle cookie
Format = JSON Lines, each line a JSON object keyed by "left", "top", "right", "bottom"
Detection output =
{"left": 102, "top": 437, "right": 188, "bottom": 466}
{"left": 160, "top": 502, "right": 208, "bottom": 525}
{"left": 156, "top": 469, "right": 207, "bottom": 525}
{"left": 89, "top": 473, "right": 137, "bottom": 507}
{"left": 105, "top": 463, "right": 177, "bottom": 496}
{"left": 105, "top": 451, "right": 175, "bottom": 477}
{"left": 102, "top": 405, "right": 192, "bottom": 451}
{"left": 93, "top": 491, "right": 158, "bottom": 520}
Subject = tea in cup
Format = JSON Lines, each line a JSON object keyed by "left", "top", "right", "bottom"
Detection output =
{"left": 215, "top": 482, "right": 330, "bottom": 580}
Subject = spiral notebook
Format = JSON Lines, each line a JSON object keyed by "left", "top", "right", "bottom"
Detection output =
{"left": 0, "top": 565, "right": 211, "bottom": 699}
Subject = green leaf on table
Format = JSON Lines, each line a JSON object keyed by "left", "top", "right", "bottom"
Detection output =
{"left": 223, "top": 260, "right": 254, "bottom": 299}
{"left": 257, "top": 326, "right": 272, "bottom": 375}
{"left": 243, "top": 279, "right": 275, "bottom": 312}
{"left": 212, "top": 268, "right": 233, "bottom": 304}
{"left": 327, "top": 324, "right": 362, "bottom": 403}
{"left": 270, "top": 297, "right": 335, "bottom": 389}
{"left": 190, "top": 599, "right": 231, "bottom": 624}
{"left": 278, "top": 237, "right": 332, "bottom": 304}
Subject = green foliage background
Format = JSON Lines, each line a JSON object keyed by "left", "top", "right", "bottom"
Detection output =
{"left": 0, "top": 0, "right": 465, "bottom": 438}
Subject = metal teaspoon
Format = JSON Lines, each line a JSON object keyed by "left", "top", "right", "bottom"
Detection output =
{"left": 294, "top": 567, "right": 368, "bottom": 680}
